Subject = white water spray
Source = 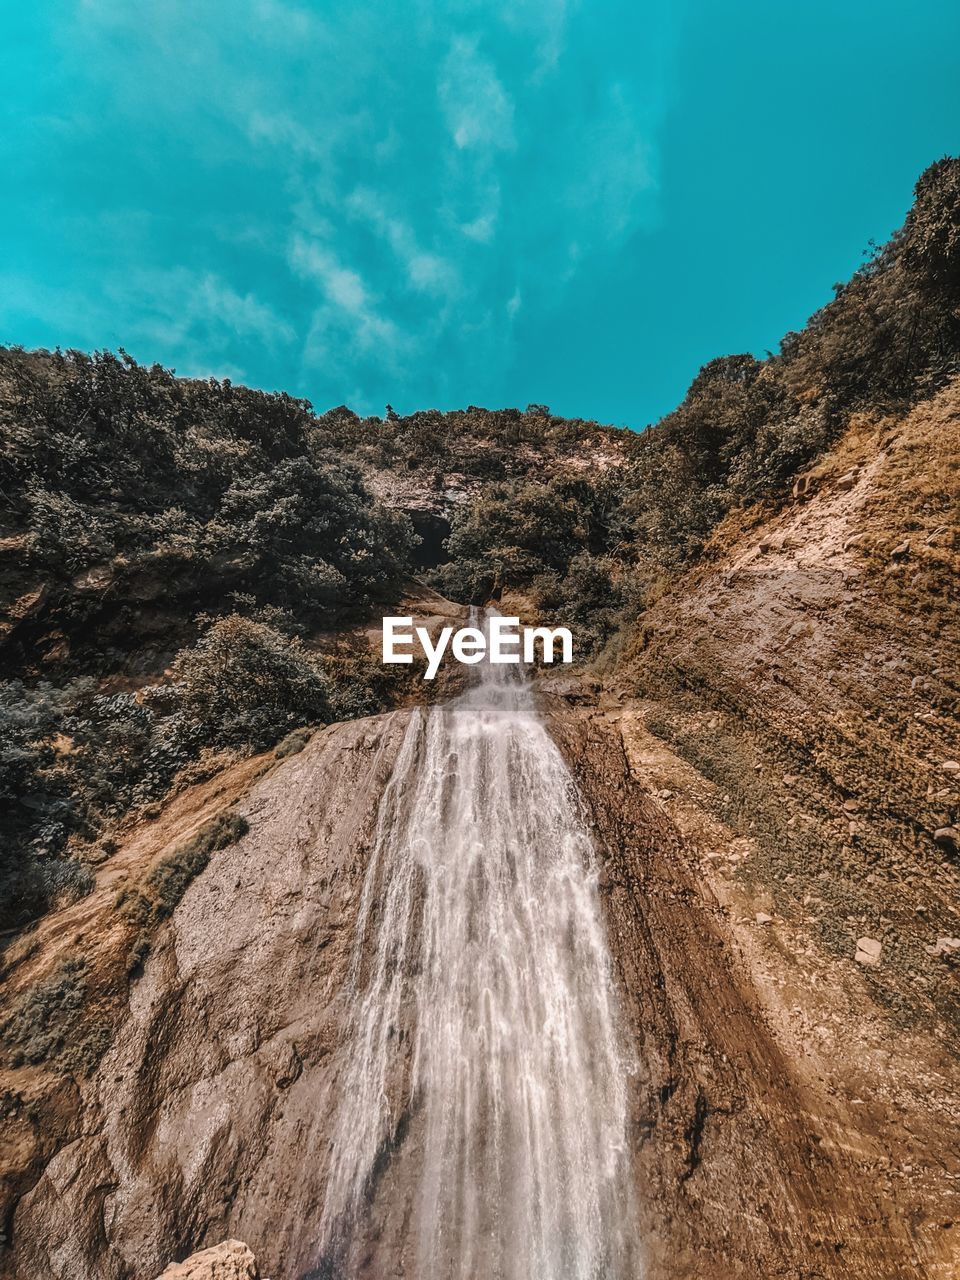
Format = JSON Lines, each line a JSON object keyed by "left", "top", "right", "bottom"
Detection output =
{"left": 318, "top": 618, "right": 639, "bottom": 1278}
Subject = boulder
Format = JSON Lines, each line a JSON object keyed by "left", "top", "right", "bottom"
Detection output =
{"left": 855, "top": 937, "right": 882, "bottom": 967}
{"left": 7, "top": 585, "right": 49, "bottom": 619}
{"left": 72, "top": 562, "right": 115, "bottom": 593}
{"left": 537, "top": 674, "right": 601, "bottom": 703}
{"left": 155, "top": 1240, "right": 259, "bottom": 1280}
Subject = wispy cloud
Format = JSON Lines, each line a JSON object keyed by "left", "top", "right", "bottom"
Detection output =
{"left": 3, "top": 0, "right": 679, "bottom": 414}
{"left": 346, "top": 189, "right": 458, "bottom": 296}
{"left": 247, "top": 111, "right": 327, "bottom": 161}
{"left": 289, "top": 238, "right": 370, "bottom": 315}
{"left": 438, "top": 37, "right": 516, "bottom": 153}
{"left": 289, "top": 233, "right": 410, "bottom": 382}
{"left": 118, "top": 269, "right": 296, "bottom": 380}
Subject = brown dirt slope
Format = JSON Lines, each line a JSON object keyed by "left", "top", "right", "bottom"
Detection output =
{"left": 578, "top": 375, "right": 960, "bottom": 1276}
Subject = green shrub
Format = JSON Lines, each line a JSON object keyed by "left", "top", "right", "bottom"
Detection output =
{"left": 157, "top": 615, "right": 333, "bottom": 750}
{"left": 533, "top": 554, "right": 624, "bottom": 658}
{"left": 431, "top": 557, "right": 496, "bottom": 605}
{"left": 126, "top": 932, "right": 151, "bottom": 974}
{"left": 901, "top": 157, "right": 960, "bottom": 300}
{"left": 1, "top": 954, "right": 86, "bottom": 1067}
{"left": 1, "top": 952, "right": 110, "bottom": 1074}
{"left": 274, "top": 727, "right": 314, "bottom": 759}
{"left": 778, "top": 159, "right": 960, "bottom": 412}
{"left": 0, "top": 615, "right": 398, "bottom": 931}
{"left": 0, "top": 679, "right": 102, "bottom": 927}
{"left": 431, "top": 474, "right": 628, "bottom": 604}
{"left": 117, "top": 809, "right": 249, "bottom": 930}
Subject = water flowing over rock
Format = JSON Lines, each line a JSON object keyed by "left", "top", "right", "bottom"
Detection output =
{"left": 318, "top": 629, "right": 639, "bottom": 1278}
{"left": 4, "top": 655, "right": 956, "bottom": 1279}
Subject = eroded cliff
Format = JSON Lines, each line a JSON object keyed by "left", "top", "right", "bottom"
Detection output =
{"left": 3, "top": 676, "right": 957, "bottom": 1278}
{"left": 3, "top": 382, "right": 960, "bottom": 1278}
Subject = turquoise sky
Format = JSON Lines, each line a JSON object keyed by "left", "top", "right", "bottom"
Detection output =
{"left": 2, "top": 2, "right": 958, "bottom": 428}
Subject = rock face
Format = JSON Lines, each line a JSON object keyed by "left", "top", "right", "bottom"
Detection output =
{"left": 155, "top": 1240, "right": 258, "bottom": 1280}
{"left": 3, "top": 711, "right": 413, "bottom": 1280}
{"left": 547, "top": 698, "right": 960, "bottom": 1280}
{"left": 3, "top": 680, "right": 958, "bottom": 1279}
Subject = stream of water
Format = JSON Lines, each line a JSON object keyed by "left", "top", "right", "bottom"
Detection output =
{"left": 318, "top": 620, "right": 639, "bottom": 1278}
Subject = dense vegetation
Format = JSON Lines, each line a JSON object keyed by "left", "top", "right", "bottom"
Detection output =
{"left": 1, "top": 156, "right": 957, "bottom": 933}
{"left": 311, "top": 401, "right": 626, "bottom": 477}
{"left": 1, "top": 350, "right": 415, "bottom": 624}
{"left": 0, "top": 355, "right": 419, "bottom": 928}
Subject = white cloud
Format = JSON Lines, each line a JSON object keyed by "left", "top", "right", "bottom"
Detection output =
{"left": 346, "top": 189, "right": 458, "bottom": 296}
{"left": 438, "top": 37, "right": 515, "bottom": 153}
{"left": 560, "top": 82, "right": 658, "bottom": 240}
{"left": 117, "top": 268, "right": 296, "bottom": 366}
{"left": 250, "top": 0, "right": 321, "bottom": 43}
{"left": 456, "top": 183, "right": 502, "bottom": 243}
{"left": 289, "top": 236, "right": 370, "bottom": 313}
{"left": 247, "top": 111, "right": 326, "bottom": 161}
{"left": 26, "top": 0, "right": 678, "bottom": 414}
{"left": 495, "top": 0, "right": 576, "bottom": 75}
{"left": 194, "top": 274, "right": 296, "bottom": 344}
{"left": 288, "top": 233, "right": 410, "bottom": 379}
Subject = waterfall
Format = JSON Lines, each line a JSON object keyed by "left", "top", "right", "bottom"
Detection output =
{"left": 318, "top": 618, "right": 639, "bottom": 1278}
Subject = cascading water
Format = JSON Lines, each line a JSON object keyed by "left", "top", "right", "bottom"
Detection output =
{"left": 318, "top": 616, "right": 640, "bottom": 1278}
